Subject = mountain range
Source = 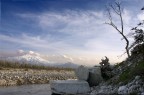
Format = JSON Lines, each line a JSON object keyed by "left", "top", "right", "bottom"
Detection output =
{"left": 0, "top": 50, "right": 79, "bottom": 68}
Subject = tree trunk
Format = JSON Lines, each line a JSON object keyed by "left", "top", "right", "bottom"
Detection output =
{"left": 121, "top": 33, "right": 130, "bottom": 57}
{"left": 105, "top": 1, "right": 130, "bottom": 58}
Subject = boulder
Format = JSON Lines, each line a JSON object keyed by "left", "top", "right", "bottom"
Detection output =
{"left": 87, "top": 67, "right": 103, "bottom": 86}
{"left": 75, "top": 65, "right": 89, "bottom": 80}
{"left": 50, "top": 80, "right": 90, "bottom": 95}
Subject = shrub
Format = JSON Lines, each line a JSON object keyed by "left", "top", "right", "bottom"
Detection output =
{"left": 131, "top": 43, "right": 144, "bottom": 56}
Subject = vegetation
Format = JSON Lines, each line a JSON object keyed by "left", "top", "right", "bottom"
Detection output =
{"left": 0, "top": 60, "right": 74, "bottom": 71}
{"left": 131, "top": 61, "right": 144, "bottom": 77}
{"left": 118, "top": 67, "right": 131, "bottom": 84}
{"left": 130, "top": 7, "right": 144, "bottom": 57}
{"left": 131, "top": 43, "right": 144, "bottom": 56}
{"left": 118, "top": 60, "right": 144, "bottom": 84}
{"left": 130, "top": 7, "right": 144, "bottom": 47}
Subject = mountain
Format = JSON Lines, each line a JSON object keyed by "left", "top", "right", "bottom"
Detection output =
{"left": 4, "top": 51, "right": 50, "bottom": 66}
{"left": 0, "top": 50, "right": 78, "bottom": 68}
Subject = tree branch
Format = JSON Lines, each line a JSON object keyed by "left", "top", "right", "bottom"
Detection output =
{"left": 105, "top": 1, "right": 130, "bottom": 57}
{"left": 110, "top": 4, "right": 120, "bottom": 15}
{"left": 105, "top": 22, "right": 122, "bottom": 34}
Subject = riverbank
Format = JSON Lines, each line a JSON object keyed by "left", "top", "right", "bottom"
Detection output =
{"left": 0, "top": 68, "right": 76, "bottom": 86}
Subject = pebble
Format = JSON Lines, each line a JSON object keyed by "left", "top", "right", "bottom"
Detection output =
{"left": 90, "top": 76, "right": 144, "bottom": 95}
{"left": 0, "top": 69, "right": 76, "bottom": 86}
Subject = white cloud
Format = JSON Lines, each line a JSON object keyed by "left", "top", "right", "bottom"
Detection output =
{"left": 18, "top": 10, "right": 105, "bottom": 37}
{"left": 123, "top": 9, "right": 132, "bottom": 25}
{"left": 0, "top": 34, "right": 71, "bottom": 52}
{"left": 137, "top": 12, "right": 144, "bottom": 21}
{"left": 2, "top": 8, "right": 138, "bottom": 64}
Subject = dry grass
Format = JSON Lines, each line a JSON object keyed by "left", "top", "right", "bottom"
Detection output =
{"left": 0, "top": 60, "right": 74, "bottom": 71}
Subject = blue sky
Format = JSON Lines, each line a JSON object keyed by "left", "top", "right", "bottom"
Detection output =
{"left": 0, "top": 0, "right": 144, "bottom": 65}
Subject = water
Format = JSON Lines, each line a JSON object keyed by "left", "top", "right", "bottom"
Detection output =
{"left": 0, "top": 84, "right": 52, "bottom": 95}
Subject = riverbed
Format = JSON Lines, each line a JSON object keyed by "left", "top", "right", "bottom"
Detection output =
{"left": 0, "top": 84, "right": 52, "bottom": 95}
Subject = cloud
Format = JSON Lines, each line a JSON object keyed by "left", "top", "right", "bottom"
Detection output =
{"left": 123, "top": 9, "right": 132, "bottom": 25}
{"left": 0, "top": 34, "right": 72, "bottom": 53}
{"left": 18, "top": 10, "right": 105, "bottom": 37}
{"left": 137, "top": 12, "right": 144, "bottom": 21}
{"left": 2, "top": 8, "right": 139, "bottom": 64}
{"left": 18, "top": 8, "right": 136, "bottom": 38}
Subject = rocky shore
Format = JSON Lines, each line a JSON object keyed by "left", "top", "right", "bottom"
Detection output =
{"left": 90, "top": 75, "right": 144, "bottom": 95}
{"left": 0, "top": 68, "right": 76, "bottom": 86}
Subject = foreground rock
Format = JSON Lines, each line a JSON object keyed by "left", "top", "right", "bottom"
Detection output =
{"left": 50, "top": 80, "right": 90, "bottom": 95}
{"left": 49, "top": 65, "right": 104, "bottom": 95}
{"left": 75, "top": 65, "right": 103, "bottom": 86}
{"left": 87, "top": 67, "right": 103, "bottom": 86}
{"left": 75, "top": 65, "right": 89, "bottom": 81}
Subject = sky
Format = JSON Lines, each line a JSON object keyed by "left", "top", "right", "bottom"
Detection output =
{"left": 0, "top": 0, "right": 144, "bottom": 66}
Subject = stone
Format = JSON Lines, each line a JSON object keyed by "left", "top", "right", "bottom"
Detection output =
{"left": 8, "top": 80, "right": 17, "bottom": 86}
{"left": 87, "top": 67, "right": 103, "bottom": 86}
{"left": 141, "top": 92, "right": 144, "bottom": 95}
{"left": 75, "top": 65, "right": 89, "bottom": 80}
{"left": 0, "top": 79, "right": 7, "bottom": 86}
{"left": 50, "top": 80, "right": 90, "bottom": 95}
{"left": 135, "top": 76, "right": 140, "bottom": 80}
{"left": 118, "top": 86, "right": 128, "bottom": 94}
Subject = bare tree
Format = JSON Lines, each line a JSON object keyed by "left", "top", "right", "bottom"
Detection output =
{"left": 105, "top": 1, "right": 130, "bottom": 57}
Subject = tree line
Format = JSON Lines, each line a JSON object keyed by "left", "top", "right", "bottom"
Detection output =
{"left": 0, "top": 60, "right": 73, "bottom": 71}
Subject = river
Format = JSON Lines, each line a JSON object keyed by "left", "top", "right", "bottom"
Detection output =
{"left": 0, "top": 84, "right": 52, "bottom": 95}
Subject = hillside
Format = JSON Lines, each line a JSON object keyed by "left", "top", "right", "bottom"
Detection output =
{"left": 90, "top": 43, "right": 144, "bottom": 95}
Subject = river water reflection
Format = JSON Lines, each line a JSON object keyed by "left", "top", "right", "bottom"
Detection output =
{"left": 0, "top": 84, "right": 52, "bottom": 95}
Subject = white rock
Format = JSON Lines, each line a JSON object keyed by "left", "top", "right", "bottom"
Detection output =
{"left": 118, "top": 86, "right": 128, "bottom": 94}
{"left": 141, "top": 92, "right": 144, "bottom": 95}
{"left": 50, "top": 80, "right": 90, "bottom": 94}
{"left": 128, "top": 84, "right": 139, "bottom": 93}
{"left": 75, "top": 65, "right": 89, "bottom": 80}
{"left": 135, "top": 76, "right": 140, "bottom": 80}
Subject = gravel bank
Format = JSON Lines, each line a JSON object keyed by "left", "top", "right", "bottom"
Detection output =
{"left": 0, "top": 68, "right": 76, "bottom": 86}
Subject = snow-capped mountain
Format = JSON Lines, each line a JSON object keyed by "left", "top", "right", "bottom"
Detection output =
{"left": 5, "top": 51, "right": 50, "bottom": 66}
{"left": 1, "top": 50, "right": 79, "bottom": 68}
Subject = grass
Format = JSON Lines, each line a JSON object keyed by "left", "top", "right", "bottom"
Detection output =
{"left": 131, "top": 60, "right": 144, "bottom": 81}
{"left": 114, "top": 61, "right": 125, "bottom": 69}
{"left": 0, "top": 60, "right": 74, "bottom": 71}
{"left": 118, "top": 68, "right": 131, "bottom": 84}
{"left": 117, "top": 60, "right": 144, "bottom": 84}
